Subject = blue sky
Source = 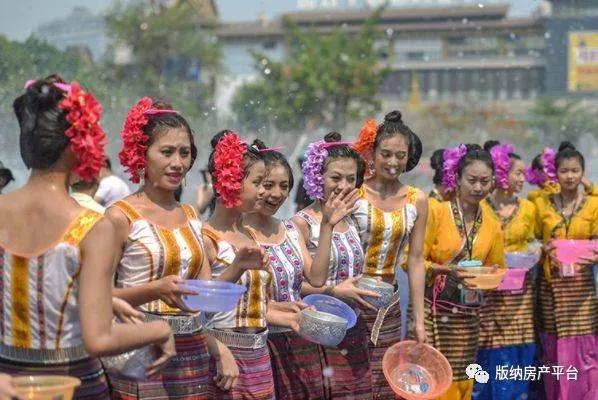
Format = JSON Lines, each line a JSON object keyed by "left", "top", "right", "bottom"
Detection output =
{"left": 0, "top": 0, "right": 541, "bottom": 41}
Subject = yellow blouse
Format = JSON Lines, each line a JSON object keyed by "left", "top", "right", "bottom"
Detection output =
{"left": 527, "top": 182, "right": 560, "bottom": 204}
{"left": 481, "top": 198, "right": 537, "bottom": 252}
{"left": 535, "top": 194, "right": 598, "bottom": 279}
{"left": 424, "top": 200, "right": 505, "bottom": 278}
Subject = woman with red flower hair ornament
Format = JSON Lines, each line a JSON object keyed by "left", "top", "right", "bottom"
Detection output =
{"left": 351, "top": 111, "right": 428, "bottom": 399}
{"left": 472, "top": 140, "right": 539, "bottom": 400}
{"left": 106, "top": 99, "right": 242, "bottom": 399}
{"left": 201, "top": 130, "right": 276, "bottom": 400}
{"left": 0, "top": 75, "right": 176, "bottom": 399}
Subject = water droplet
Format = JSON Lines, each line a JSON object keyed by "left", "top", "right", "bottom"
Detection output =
{"left": 340, "top": 349, "right": 348, "bottom": 356}
{"left": 440, "top": 316, "right": 448, "bottom": 323}
{"left": 264, "top": 68, "right": 271, "bottom": 75}
{"left": 452, "top": 307, "right": 458, "bottom": 314}
{"left": 261, "top": 58, "right": 268, "bottom": 66}
{"left": 323, "top": 366, "right": 334, "bottom": 377}
{"left": 140, "top": 22, "right": 148, "bottom": 30}
{"left": 478, "top": 3, "right": 484, "bottom": 8}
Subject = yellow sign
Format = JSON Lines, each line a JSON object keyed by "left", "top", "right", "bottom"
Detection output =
{"left": 568, "top": 31, "right": 598, "bottom": 92}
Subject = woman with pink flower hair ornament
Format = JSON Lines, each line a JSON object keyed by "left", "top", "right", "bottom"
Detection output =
{"left": 352, "top": 110, "right": 428, "bottom": 399}
{"left": 293, "top": 131, "right": 377, "bottom": 399}
{"left": 421, "top": 143, "right": 506, "bottom": 400}
{"left": 534, "top": 142, "right": 597, "bottom": 400}
{"left": 471, "top": 140, "right": 539, "bottom": 400}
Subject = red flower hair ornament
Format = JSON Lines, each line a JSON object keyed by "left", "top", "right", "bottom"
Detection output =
{"left": 24, "top": 80, "right": 107, "bottom": 182}
{"left": 213, "top": 132, "right": 247, "bottom": 208}
{"left": 119, "top": 97, "right": 178, "bottom": 183}
{"left": 353, "top": 119, "right": 378, "bottom": 175}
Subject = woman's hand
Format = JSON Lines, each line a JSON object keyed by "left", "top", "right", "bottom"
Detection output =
{"left": 0, "top": 374, "right": 17, "bottom": 400}
{"left": 412, "top": 320, "right": 427, "bottom": 344}
{"left": 213, "top": 344, "right": 239, "bottom": 391}
{"left": 145, "top": 327, "right": 176, "bottom": 378}
{"left": 321, "top": 188, "right": 360, "bottom": 227}
{"left": 112, "top": 297, "right": 144, "bottom": 324}
{"left": 231, "top": 246, "right": 269, "bottom": 271}
{"left": 267, "top": 301, "right": 309, "bottom": 332}
{"left": 428, "top": 264, "right": 476, "bottom": 288}
{"left": 330, "top": 276, "right": 380, "bottom": 311}
{"left": 153, "top": 275, "right": 198, "bottom": 312}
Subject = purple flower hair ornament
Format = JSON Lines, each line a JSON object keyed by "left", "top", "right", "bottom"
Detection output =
{"left": 490, "top": 144, "right": 515, "bottom": 190}
{"left": 302, "top": 139, "right": 352, "bottom": 200}
{"left": 442, "top": 144, "right": 468, "bottom": 192}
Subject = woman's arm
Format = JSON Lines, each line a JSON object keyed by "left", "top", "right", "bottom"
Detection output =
{"left": 407, "top": 191, "right": 428, "bottom": 343}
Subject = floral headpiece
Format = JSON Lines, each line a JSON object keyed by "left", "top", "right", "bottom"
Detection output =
{"left": 353, "top": 119, "right": 378, "bottom": 175}
{"left": 302, "top": 139, "right": 352, "bottom": 200}
{"left": 118, "top": 97, "right": 179, "bottom": 183}
{"left": 213, "top": 132, "right": 247, "bottom": 208}
{"left": 25, "top": 79, "right": 106, "bottom": 182}
{"left": 525, "top": 147, "right": 557, "bottom": 187}
{"left": 442, "top": 144, "right": 468, "bottom": 192}
{"left": 489, "top": 144, "right": 515, "bottom": 190}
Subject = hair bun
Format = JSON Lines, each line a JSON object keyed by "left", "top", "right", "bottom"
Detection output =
{"left": 384, "top": 110, "right": 403, "bottom": 123}
{"left": 251, "top": 139, "right": 267, "bottom": 150}
{"left": 324, "top": 131, "right": 342, "bottom": 142}
{"left": 483, "top": 140, "right": 500, "bottom": 153}
{"left": 211, "top": 130, "right": 232, "bottom": 149}
{"left": 151, "top": 100, "right": 174, "bottom": 110}
{"left": 465, "top": 143, "right": 483, "bottom": 153}
{"left": 430, "top": 149, "right": 445, "bottom": 171}
{"left": 558, "top": 141, "right": 576, "bottom": 152}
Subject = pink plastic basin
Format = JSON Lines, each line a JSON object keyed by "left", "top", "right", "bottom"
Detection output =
{"left": 553, "top": 240, "right": 598, "bottom": 265}
{"left": 497, "top": 269, "right": 527, "bottom": 292}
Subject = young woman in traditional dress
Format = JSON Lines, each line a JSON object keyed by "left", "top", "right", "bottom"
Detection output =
{"left": 0, "top": 76, "right": 175, "bottom": 399}
{"left": 535, "top": 142, "right": 597, "bottom": 400}
{"left": 352, "top": 111, "right": 427, "bottom": 399}
{"left": 294, "top": 132, "right": 378, "bottom": 399}
{"left": 423, "top": 144, "right": 505, "bottom": 400}
{"left": 106, "top": 99, "right": 239, "bottom": 399}
{"left": 473, "top": 141, "right": 538, "bottom": 400}
{"left": 201, "top": 130, "right": 277, "bottom": 400}
{"left": 243, "top": 144, "right": 360, "bottom": 399}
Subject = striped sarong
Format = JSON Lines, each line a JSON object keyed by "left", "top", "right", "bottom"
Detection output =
{"left": 268, "top": 331, "right": 325, "bottom": 400}
{"left": 319, "top": 316, "right": 373, "bottom": 399}
{"left": 210, "top": 343, "right": 275, "bottom": 400}
{"left": 107, "top": 332, "right": 211, "bottom": 399}
{"left": 0, "top": 356, "right": 109, "bottom": 399}
{"left": 361, "top": 293, "right": 403, "bottom": 400}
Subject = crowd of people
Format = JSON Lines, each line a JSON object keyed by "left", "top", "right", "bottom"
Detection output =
{"left": 0, "top": 74, "right": 596, "bottom": 400}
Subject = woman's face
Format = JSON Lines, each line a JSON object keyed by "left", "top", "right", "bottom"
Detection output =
{"left": 373, "top": 134, "right": 409, "bottom": 181}
{"left": 256, "top": 164, "right": 290, "bottom": 216}
{"left": 508, "top": 158, "right": 526, "bottom": 194}
{"left": 145, "top": 128, "right": 192, "bottom": 191}
{"left": 322, "top": 157, "right": 358, "bottom": 201}
{"left": 557, "top": 157, "right": 583, "bottom": 192}
{"left": 458, "top": 160, "right": 494, "bottom": 206}
{"left": 239, "top": 160, "right": 266, "bottom": 212}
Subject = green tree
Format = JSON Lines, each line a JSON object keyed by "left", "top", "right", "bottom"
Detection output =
{"left": 232, "top": 10, "right": 388, "bottom": 135}
{"left": 105, "top": 0, "right": 220, "bottom": 115}
{"left": 526, "top": 97, "right": 598, "bottom": 144}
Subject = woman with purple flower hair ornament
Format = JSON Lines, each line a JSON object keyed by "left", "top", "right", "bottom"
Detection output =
{"left": 422, "top": 143, "right": 505, "bottom": 400}
{"left": 534, "top": 142, "right": 597, "bottom": 400}
{"left": 293, "top": 131, "right": 377, "bottom": 399}
{"left": 352, "top": 110, "right": 428, "bottom": 399}
{"left": 471, "top": 141, "right": 539, "bottom": 400}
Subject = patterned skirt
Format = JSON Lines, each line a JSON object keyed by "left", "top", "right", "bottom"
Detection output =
{"left": 319, "top": 315, "right": 373, "bottom": 399}
{"left": 209, "top": 342, "right": 275, "bottom": 400}
{"left": 267, "top": 330, "right": 325, "bottom": 400}
{"left": 0, "top": 356, "right": 110, "bottom": 399}
{"left": 107, "top": 332, "right": 211, "bottom": 399}
{"left": 361, "top": 292, "right": 403, "bottom": 400}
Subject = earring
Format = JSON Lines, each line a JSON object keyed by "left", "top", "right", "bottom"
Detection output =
{"left": 138, "top": 168, "right": 145, "bottom": 186}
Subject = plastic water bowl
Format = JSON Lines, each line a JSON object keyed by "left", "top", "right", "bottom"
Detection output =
{"left": 303, "top": 294, "right": 357, "bottom": 329}
{"left": 497, "top": 269, "right": 528, "bottom": 292}
{"left": 450, "top": 266, "right": 506, "bottom": 290}
{"left": 180, "top": 279, "right": 247, "bottom": 312}
{"left": 553, "top": 240, "right": 598, "bottom": 265}
{"left": 383, "top": 341, "right": 452, "bottom": 400}
{"left": 102, "top": 345, "right": 157, "bottom": 380}
{"left": 505, "top": 252, "right": 540, "bottom": 270}
{"left": 357, "top": 277, "right": 395, "bottom": 309}
{"left": 298, "top": 308, "right": 348, "bottom": 347}
{"left": 13, "top": 375, "right": 81, "bottom": 400}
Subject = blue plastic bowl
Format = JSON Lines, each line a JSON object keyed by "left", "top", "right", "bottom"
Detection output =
{"left": 303, "top": 294, "right": 357, "bottom": 329}
{"left": 180, "top": 280, "right": 246, "bottom": 312}
{"left": 505, "top": 252, "right": 540, "bottom": 270}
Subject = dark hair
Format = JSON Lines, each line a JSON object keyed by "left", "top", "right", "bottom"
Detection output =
{"left": 174, "top": 186, "right": 183, "bottom": 202}
{"left": 104, "top": 158, "right": 112, "bottom": 171}
{"left": 556, "top": 141, "right": 585, "bottom": 171}
{"left": 457, "top": 143, "right": 494, "bottom": 178}
{"left": 13, "top": 74, "right": 71, "bottom": 169}
{"left": 484, "top": 139, "right": 521, "bottom": 161}
{"left": 531, "top": 153, "right": 542, "bottom": 171}
{"left": 71, "top": 178, "right": 98, "bottom": 192}
{"left": 374, "top": 110, "right": 422, "bottom": 172}
{"left": 322, "top": 131, "right": 366, "bottom": 188}
{"left": 253, "top": 140, "right": 294, "bottom": 190}
{"left": 430, "top": 149, "right": 445, "bottom": 186}
{"left": 207, "top": 130, "right": 264, "bottom": 194}
{"left": 144, "top": 100, "right": 197, "bottom": 168}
